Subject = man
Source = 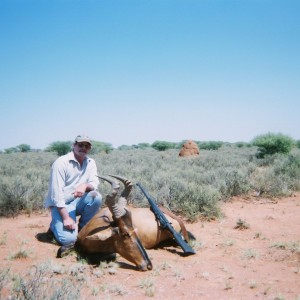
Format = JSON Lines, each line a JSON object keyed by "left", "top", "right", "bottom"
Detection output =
{"left": 44, "top": 134, "right": 102, "bottom": 257}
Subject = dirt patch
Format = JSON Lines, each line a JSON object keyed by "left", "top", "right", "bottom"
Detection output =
{"left": 1, "top": 194, "right": 300, "bottom": 299}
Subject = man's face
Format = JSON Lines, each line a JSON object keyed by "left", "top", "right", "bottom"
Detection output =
{"left": 73, "top": 142, "right": 91, "bottom": 159}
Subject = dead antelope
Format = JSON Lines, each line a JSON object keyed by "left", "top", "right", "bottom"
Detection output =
{"left": 77, "top": 175, "right": 195, "bottom": 271}
{"left": 77, "top": 176, "right": 152, "bottom": 271}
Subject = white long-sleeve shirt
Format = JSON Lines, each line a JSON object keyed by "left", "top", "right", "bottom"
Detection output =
{"left": 44, "top": 151, "right": 99, "bottom": 208}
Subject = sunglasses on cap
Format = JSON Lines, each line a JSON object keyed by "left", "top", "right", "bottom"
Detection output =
{"left": 76, "top": 142, "right": 91, "bottom": 149}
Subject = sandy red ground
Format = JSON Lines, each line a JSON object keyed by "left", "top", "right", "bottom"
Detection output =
{"left": 1, "top": 193, "right": 300, "bottom": 299}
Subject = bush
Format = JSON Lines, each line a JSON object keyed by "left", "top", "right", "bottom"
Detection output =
{"left": 172, "top": 183, "right": 222, "bottom": 221}
{"left": 219, "top": 169, "right": 251, "bottom": 199}
{"left": 252, "top": 133, "right": 294, "bottom": 158}
{"left": 250, "top": 151, "right": 300, "bottom": 196}
{"left": 151, "top": 141, "right": 177, "bottom": 151}
{"left": 0, "top": 268, "right": 10, "bottom": 295}
{"left": 45, "top": 141, "right": 72, "bottom": 156}
{"left": 0, "top": 152, "right": 55, "bottom": 216}
{"left": 3, "top": 144, "right": 32, "bottom": 153}
{"left": 136, "top": 143, "right": 151, "bottom": 149}
{"left": 12, "top": 262, "right": 82, "bottom": 299}
{"left": 197, "top": 141, "right": 223, "bottom": 150}
{"left": 90, "top": 141, "right": 113, "bottom": 154}
{"left": 0, "top": 146, "right": 299, "bottom": 220}
{"left": 4, "top": 147, "right": 19, "bottom": 154}
{"left": 17, "top": 144, "right": 31, "bottom": 152}
{"left": 235, "top": 142, "right": 250, "bottom": 148}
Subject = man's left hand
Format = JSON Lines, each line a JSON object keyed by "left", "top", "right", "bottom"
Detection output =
{"left": 74, "top": 183, "right": 89, "bottom": 198}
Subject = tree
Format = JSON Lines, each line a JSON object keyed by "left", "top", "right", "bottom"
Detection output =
{"left": 252, "top": 133, "right": 294, "bottom": 158}
{"left": 136, "top": 143, "right": 151, "bottom": 149}
{"left": 151, "top": 141, "right": 176, "bottom": 151}
{"left": 3, "top": 144, "right": 31, "bottom": 153}
{"left": 117, "top": 145, "right": 135, "bottom": 150}
{"left": 45, "top": 141, "right": 72, "bottom": 156}
{"left": 90, "top": 141, "right": 113, "bottom": 154}
{"left": 17, "top": 144, "right": 31, "bottom": 152}
{"left": 197, "top": 141, "right": 223, "bottom": 150}
{"left": 4, "top": 147, "right": 18, "bottom": 154}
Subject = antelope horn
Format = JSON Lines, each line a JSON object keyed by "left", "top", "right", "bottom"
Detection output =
{"left": 108, "top": 175, "right": 133, "bottom": 210}
{"left": 97, "top": 175, "right": 126, "bottom": 218}
{"left": 97, "top": 175, "right": 120, "bottom": 190}
{"left": 108, "top": 175, "right": 133, "bottom": 198}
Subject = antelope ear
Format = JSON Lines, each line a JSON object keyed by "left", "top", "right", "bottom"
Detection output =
{"left": 85, "top": 228, "right": 115, "bottom": 241}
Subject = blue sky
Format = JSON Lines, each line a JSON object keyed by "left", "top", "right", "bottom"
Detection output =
{"left": 1, "top": 0, "right": 299, "bottom": 150}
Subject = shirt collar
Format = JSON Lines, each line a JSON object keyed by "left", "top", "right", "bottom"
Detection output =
{"left": 67, "top": 151, "right": 90, "bottom": 164}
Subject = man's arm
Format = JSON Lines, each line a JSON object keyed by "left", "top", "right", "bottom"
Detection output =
{"left": 73, "top": 183, "right": 94, "bottom": 198}
{"left": 58, "top": 207, "right": 76, "bottom": 230}
{"left": 86, "top": 159, "right": 100, "bottom": 190}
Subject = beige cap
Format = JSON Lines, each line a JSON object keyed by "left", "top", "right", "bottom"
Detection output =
{"left": 74, "top": 134, "right": 91, "bottom": 144}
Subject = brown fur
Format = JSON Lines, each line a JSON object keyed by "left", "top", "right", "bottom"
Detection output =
{"left": 77, "top": 208, "right": 152, "bottom": 271}
{"left": 78, "top": 205, "right": 191, "bottom": 250}
{"left": 77, "top": 175, "right": 195, "bottom": 270}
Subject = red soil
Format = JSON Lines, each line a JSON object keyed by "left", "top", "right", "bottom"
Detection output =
{"left": 1, "top": 193, "right": 300, "bottom": 299}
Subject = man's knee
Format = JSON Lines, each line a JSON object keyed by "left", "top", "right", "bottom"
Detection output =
{"left": 51, "top": 226, "right": 77, "bottom": 246}
{"left": 88, "top": 191, "right": 102, "bottom": 208}
{"left": 61, "top": 235, "right": 77, "bottom": 246}
{"left": 57, "top": 233, "right": 77, "bottom": 246}
{"left": 89, "top": 191, "right": 98, "bottom": 198}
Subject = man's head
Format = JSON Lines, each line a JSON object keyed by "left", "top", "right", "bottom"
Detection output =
{"left": 73, "top": 134, "right": 92, "bottom": 161}
{"left": 74, "top": 134, "right": 92, "bottom": 145}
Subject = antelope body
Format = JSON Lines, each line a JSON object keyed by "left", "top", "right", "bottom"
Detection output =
{"left": 77, "top": 175, "right": 194, "bottom": 271}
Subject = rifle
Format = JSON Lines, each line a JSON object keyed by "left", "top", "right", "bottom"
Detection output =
{"left": 136, "top": 183, "right": 196, "bottom": 256}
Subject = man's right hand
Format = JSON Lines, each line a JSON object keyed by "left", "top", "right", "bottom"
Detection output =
{"left": 58, "top": 207, "right": 76, "bottom": 230}
{"left": 63, "top": 216, "right": 76, "bottom": 230}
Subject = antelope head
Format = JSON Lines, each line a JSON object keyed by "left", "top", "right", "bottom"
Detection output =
{"left": 97, "top": 175, "right": 153, "bottom": 271}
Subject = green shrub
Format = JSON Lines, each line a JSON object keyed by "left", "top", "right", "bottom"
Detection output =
{"left": 252, "top": 133, "right": 294, "bottom": 158}
{"left": 117, "top": 145, "right": 135, "bottom": 150}
{"left": 219, "top": 169, "right": 251, "bottom": 199}
{"left": 4, "top": 147, "right": 19, "bottom": 154}
{"left": 0, "top": 152, "right": 55, "bottom": 216}
{"left": 0, "top": 268, "right": 10, "bottom": 295}
{"left": 12, "top": 262, "right": 82, "bottom": 299}
{"left": 136, "top": 143, "right": 151, "bottom": 149}
{"left": 172, "top": 184, "right": 222, "bottom": 221}
{"left": 151, "top": 141, "right": 177, "bottom": 151}
{"left": 197, "top": 141, "right": 223, "bottom": 150}
{"left": 235, "top": 142, "right": 250, "bottom": 148}
{"left": 45, "top": 141, "right": 72, "bottom": 156}
{"left": 17, "top": 144, "right": 31, "bottom": 152}
{"left": 250, "top": 151, "right": 300, "bottom": 196}
{"left": 90, "top": 141, "right": 113, "bottom": 154}
{"left": 0, "top": 145, "right": 299, "bottom": 220}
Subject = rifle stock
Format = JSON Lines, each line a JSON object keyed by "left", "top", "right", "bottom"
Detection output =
{"left": 136, "top": 183, "right": 196, "bottom": 256}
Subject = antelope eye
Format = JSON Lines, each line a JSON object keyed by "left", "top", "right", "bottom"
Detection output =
{"left": 121, "top": 229, "right": 133, "bottom": 238}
